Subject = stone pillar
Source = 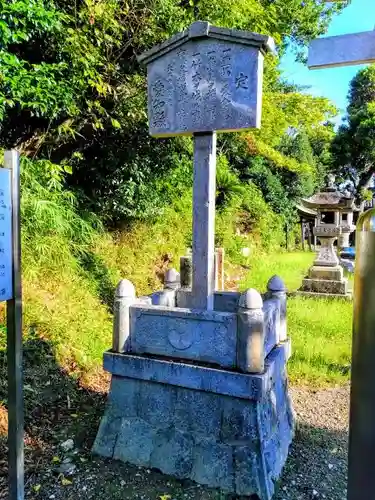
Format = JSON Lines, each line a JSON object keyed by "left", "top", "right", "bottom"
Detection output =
{"left": 214, "top": 247, "right": 225, "bottom": 291}
{"left": 192, "top": 132, "right": 216, "bottom": 310}
{"left": 267, "top": 275, "right": 287, "bottom": 342}
{"left": 164, "top": 268, "right": 180, "bottom": 290}
{"left": 313, "top": 225, "right": 340, "bottom": 267}
{"left": 237, "top": 288, "right": 265, "bottom": 373}
{"left": 113, "top": 279, "right": 136, "bottom": 353}
{"left": 151, "top": 269, "right": 179, "bottom": 307}
{"left": 180, "top": 255, "right": 192, "bottom": 288}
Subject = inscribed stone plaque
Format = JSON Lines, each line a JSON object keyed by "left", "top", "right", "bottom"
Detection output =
{"left": 138, "top": 22, "right": 275, "bottom": 137}
{"left": 129, "top": 304, "right": 237, "bottom": 368}
{"left": 0, "top": 168, "right": 12, "bottom": 301}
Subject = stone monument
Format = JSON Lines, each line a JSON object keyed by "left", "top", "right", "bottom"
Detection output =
{"left": 93, "top": 22, "right": 294, "bottom": 499}
{"left": 298, "top": 175, "right": 355, "bottom": 298}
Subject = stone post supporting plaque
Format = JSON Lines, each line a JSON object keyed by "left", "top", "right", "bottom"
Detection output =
{"left": 192, "top": 132, "right": 217, "bottom": 310}
{"left": 237, "top": 288, "right": 265, "bottom": 373}
{"left": 113, "top": 279, "right": 136, "bottom": 353}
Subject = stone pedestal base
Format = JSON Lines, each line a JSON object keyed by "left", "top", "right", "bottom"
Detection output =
{"left": 308, "top": 265, "right": 343, "bottom": 281}
{"left": 298, "top": 264, "right": 349, "bottom": 298}
{"left": 93, "top": 344, "right": 294, "bottom": 500}
{"left": 301, "top": 277, "right": 348, "bottom": 295}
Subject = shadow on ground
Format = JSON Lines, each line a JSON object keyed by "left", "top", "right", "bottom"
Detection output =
{"left": 0, "top": 338, "right": 348, "bottom": 500}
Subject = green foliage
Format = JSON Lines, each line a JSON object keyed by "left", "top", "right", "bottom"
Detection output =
{"left": 0, "top": 0, "right": 341, "bottom": 224}
{"left": 240, "top": 251, "right": 352, "bottom": 386}
{"left": 19, "top": 155, "right": 100, "bottom": 269}
{"left": 332, "top": 65, "right": 375, "bottom": 200}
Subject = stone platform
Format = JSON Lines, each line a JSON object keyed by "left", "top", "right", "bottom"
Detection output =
{"left": 94, "top": 275, "right": 294, "bottom": 499}
{"left": 93, "top": 342, "right": 294, "bottom": 499}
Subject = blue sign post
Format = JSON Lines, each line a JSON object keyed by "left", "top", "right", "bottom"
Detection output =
{"left": 3, "top": 150, "right": 23, "bottom": 500}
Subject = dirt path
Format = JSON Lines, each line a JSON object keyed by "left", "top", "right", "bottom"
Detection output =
{"left": 274, "top": 386, "right": 349, "bottom": 500}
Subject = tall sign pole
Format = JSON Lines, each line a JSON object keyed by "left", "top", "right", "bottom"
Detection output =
{"left": 307, "top": 15, "right": 375, "bottom": 500}
{"left": 3, "top": 150, "right": 23, "bottom": 500}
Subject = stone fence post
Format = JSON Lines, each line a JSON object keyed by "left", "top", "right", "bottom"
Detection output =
{"left": 214, "top": 247, "right": 225, "bottom": 291}
{"left": 237, "top": 288, "right": 265, "bottom": 373}
{"left": 151, "top": 268, "right": 180, "bottom": 307}
{"left": 267, "top": 275, "right": 287, "bottom": 342}
{"left": 113, "top": 279, "right": 136, "bottom": 353}
{"left": 180, "top": 255, "right": 193, "bottom": 288}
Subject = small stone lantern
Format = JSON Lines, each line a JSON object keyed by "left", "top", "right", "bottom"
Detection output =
{"left": 299, "top": 175, "right": 355, "bottom": 298}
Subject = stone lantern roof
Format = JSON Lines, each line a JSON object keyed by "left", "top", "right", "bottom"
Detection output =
{"left": 301, "top": 175, "right": 356, "bottom": 211}
{"left": 137, "top": 21, "right": 275, "bottom": 65}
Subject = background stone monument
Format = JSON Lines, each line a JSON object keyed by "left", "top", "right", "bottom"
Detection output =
{"left": 298, "top": 176, "right": 355, "bottom": 298}
{"left": 93, "top": 22, "right": 294, "bottom": 499}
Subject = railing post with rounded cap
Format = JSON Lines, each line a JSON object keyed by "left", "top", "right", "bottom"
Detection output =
{"left": 113, "top": 279, "right": 136, "bottom": 353}
{"left": 237, "top": 288, "right": 265, "bottom": 373}
{"left": 267, "top": 275, "right": 287, "bottom": 342}
{"left": 152, "top": 268, "right": 180, "bottom": 307}
{"left": 164, "top": 268, "right": 180, "bottom": 290}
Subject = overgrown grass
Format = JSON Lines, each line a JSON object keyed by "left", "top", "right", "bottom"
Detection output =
{"left": 241, "top": 251, "right": 352, "bottom": 386}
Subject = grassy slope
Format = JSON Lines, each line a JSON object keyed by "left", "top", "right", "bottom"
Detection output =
{"left": 241, "top": 252, "right": 352, "bottom": 386}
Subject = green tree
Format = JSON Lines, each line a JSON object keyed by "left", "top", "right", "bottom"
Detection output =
{"left": 332, "top": 65, "right": 375, "bottom": 201}
{"left": 0, "top": 0, "right": 344, "bottom": 223}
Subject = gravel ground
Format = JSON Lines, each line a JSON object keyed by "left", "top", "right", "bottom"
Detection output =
{"left": 18, "top": 385, "right": 349, "bottom": 500}
{"left": 274, "top": 386, "right": 349, "bottom": 500}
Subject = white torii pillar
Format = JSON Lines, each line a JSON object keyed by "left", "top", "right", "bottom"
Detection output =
{"left": 307, "top": 15, "right": 375, "bottom": 500}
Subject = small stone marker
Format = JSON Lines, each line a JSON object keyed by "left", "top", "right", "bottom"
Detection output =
{"left": 138, "top": 21, "right": 274, "bottom": 310}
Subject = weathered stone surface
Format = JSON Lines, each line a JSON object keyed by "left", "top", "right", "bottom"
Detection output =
{"left": 107, "top": 376, "right": 139, "bottom": 417}
{"left": 138, "top": 381, "right": 176, "bottom": 429}
{"left": 308, "top": 265, "right": 343, "bottom": 281}
{"left": 174, "top": 388, "right": 222, "bottom": 438}
{"left": 112, "top": 279, "right": 136, "bottom": 353}
{"left": 151, "top": 428, "right": 194, "bottom": 478}
{"left": 92, "top": 415, "right": 122, "bottom": 458}
{"left": 213, "top": 291, "right": 241, "bottom": 312}
{"left": 150, "top": 289, "right": 176, "bottom": 307}
{"left": 266, "top": 276, "right": 287, "bottom": 342}
{"left": 234, "top": 446, "right": 265, "bottom": 497}
{"left": 296, "top": 290, "right": 353, "bottom": 300}
{"left": 94, "top": 342, "right": 294, "bottom": 498}
{"left": 129, "top": 304, "right": 237, "bottom": 367}
{"left": 263, "top": 298, "right": 281, "bottom": 356}
{"left": 113, "top": 417, "right": 154, "bottom": 466}
{"left": 138, "top": 22, "right": 274, "bottom": 137}
{"left": 301, "top": 277, "right": 347, "bottom": 295}
{"left": 220, "top": 397, "right": 258, "bottom": 444}
{"left": 191, "top": 439, "right": 234, "bottom": 490}
{"left": 237, "top": 289, "right": 265, "bottom": 373}
{"left": 103, "top": 349, "right": 272, "bottom": 401}
{"left": 192, "top": 132, "right": 217, "bottom": 311}
{"left": 176, "top": 289, "right": 241, "bottom": 312}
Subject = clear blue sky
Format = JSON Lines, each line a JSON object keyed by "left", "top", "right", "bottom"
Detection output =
{"left": 279, "top": 0, "right": 375, "bottom": 122}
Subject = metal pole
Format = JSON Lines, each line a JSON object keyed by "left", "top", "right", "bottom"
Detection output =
{"left": 5, "top": 150, "right": 24, "bottom": 500}
{"left": 192, "top": 132, "right": 216, "bottom": 310}
{"left": 348, "top": 208, "right": 375, "bottom": 500}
